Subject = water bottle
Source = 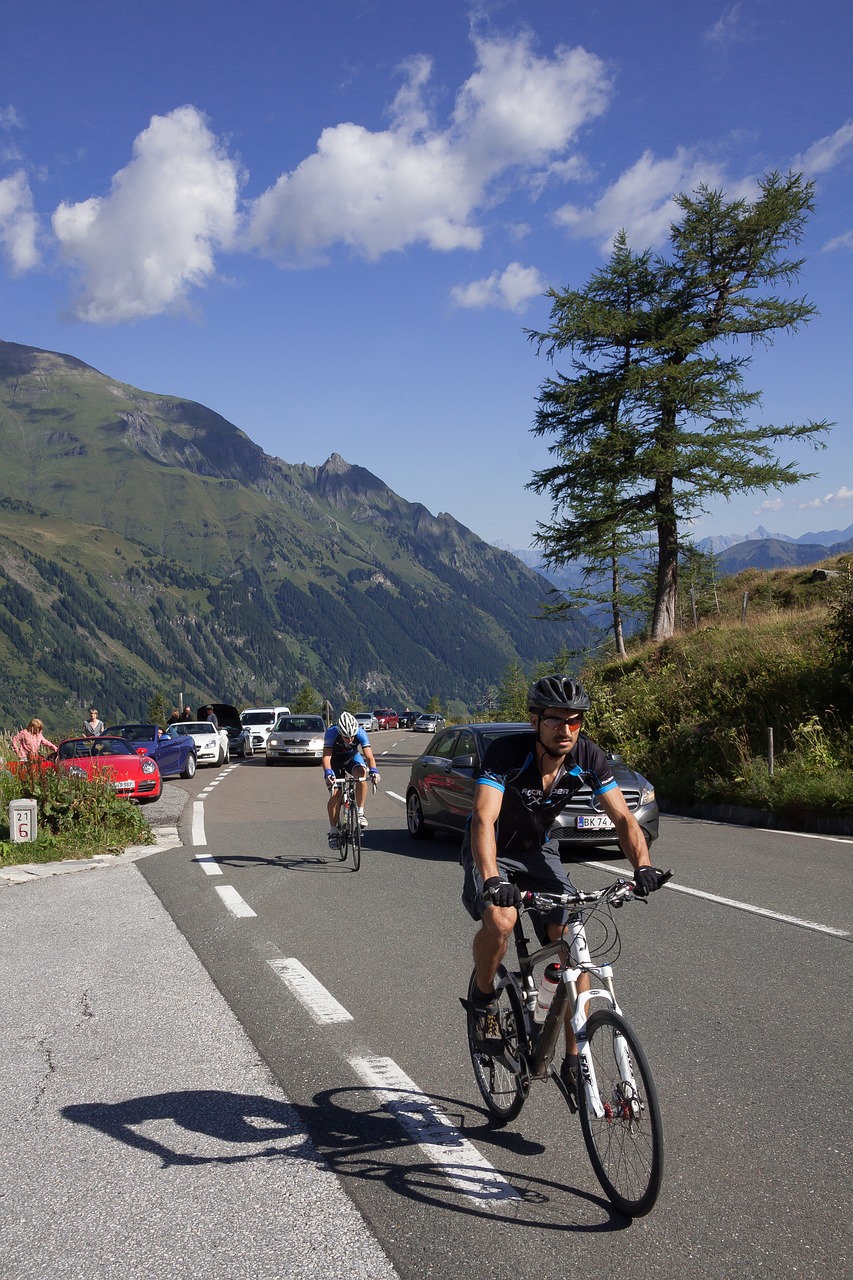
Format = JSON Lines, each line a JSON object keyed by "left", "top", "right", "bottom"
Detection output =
{"left": 533, "top": 962, "right": 562, "bottom": 1024}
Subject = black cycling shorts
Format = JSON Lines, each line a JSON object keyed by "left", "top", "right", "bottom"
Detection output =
{"left": 461, "top": 838, "right": 576, "bottom": 943}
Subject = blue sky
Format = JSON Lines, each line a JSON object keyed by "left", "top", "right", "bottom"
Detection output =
{"left": 1, "top": 1, "right": 851, "bottom": 550}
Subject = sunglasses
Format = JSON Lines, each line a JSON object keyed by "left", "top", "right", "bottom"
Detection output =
{"left": 540, "top": 714, "right": 583, "bottom": 729}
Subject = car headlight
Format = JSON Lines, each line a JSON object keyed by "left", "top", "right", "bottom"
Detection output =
{"left": 640, "top": 785, "right": 655, "bottom": 806}
{"left": 268, "top": 736, "right": 280, "bottom": 747}
{"left": 141, "top": 759, "right": 157, "bottom": 775}
{"left": 68, "top": 765, "right": 87, "bottom": 778}
{"left": 309, "top": 737, "right": 324, "bottom": 749}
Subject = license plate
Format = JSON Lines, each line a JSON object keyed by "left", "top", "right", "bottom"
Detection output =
{"left": 577, "top": 814, "right": 614, "bottom": 830}
{"left": 285, "top": 747, "right": 308, "bottom": 754}
{"left": 114, "top": 780, "right": 135, "bottom": 791}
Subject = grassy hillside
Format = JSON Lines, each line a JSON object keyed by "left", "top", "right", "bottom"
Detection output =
{"left": 580, "top": 556, "right": 853, "bottom": 824}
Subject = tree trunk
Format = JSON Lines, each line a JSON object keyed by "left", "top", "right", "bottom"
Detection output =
{"left": 651, "top": 473, "right": 679, "bottom": 641}
{"left": 610, "top": 554, "right": 627, "bottom": 658}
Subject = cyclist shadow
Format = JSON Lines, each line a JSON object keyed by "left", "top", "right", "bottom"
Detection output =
{"left": 61, "top": 1086, "right": 630, "bottom": 1230}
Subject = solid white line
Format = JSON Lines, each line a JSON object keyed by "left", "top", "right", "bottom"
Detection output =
{"left": 215, "top": 885, "right": 256, "bottom": 918}
{"left": 191, "top": 801, "right": 206, "bottom": 846}
{"left": 194, "top": 853, "right": 222, "bottom": 877}
{"left": 582, "top": 860, "right": 850, "bottom": 938}
{"left": 387, "top": 791, "right": 406, "bottom": 803}
{"left": 269, "top": 959, "right": 353, "bottom": 1023}
{"left": 669, "top": 814, "right": 853, "bottom": 845}
{"left": 350, "top": 1056, "right": 520, "bottom": 1207}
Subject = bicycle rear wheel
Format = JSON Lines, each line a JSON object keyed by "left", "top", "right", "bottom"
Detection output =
{"left": 466, "top": 968, "right": 527, "bottom": 1123}
{"left": 349, "top": 801, "right": 362, "bottom": 872}
{"left": 577, "top": 1009, "right": 663, "bottom": 1216}
{"left": 337, "top": 800, "right": 349, "bottom": 861}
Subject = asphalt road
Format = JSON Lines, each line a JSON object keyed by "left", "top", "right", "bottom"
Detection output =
{"left": 130, "top": 732, "right": 852, "bottom": 1280}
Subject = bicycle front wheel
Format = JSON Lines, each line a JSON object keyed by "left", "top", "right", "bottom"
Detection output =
{"left": 578, "top": 1009, "right": 664, "bottom": 1217}
{"left": 466, "top": 968, "right": 527, "bottom": 1123}
{"left": 349, "top": 803, "right": 362, "bottom": 872}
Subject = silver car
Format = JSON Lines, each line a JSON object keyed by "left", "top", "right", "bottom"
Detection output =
{"left": 354, "top": 712, "right": 378, "bottom": 733}
{"left": 265, "top": 714, "right": 327, "bottom": 765}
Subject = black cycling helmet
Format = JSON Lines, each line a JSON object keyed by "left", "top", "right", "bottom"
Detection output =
{"left": 527, "top": 675, "right": 591, "bottom": 714}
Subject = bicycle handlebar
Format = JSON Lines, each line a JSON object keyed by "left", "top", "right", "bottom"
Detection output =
{"left": 521, "top": 869, "right": 673, "bottom": 913}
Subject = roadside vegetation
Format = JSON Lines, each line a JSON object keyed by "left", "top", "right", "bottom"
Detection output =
{"left": 0, "top": 733, "right": 152, "bottom": 867}
{"left": 492, "top": 557, "right": 853, "bottom": 826}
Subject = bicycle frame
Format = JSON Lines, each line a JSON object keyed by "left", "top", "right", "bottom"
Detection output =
{"left": 509, "top": 906, "right": 633, "bottom": 1120}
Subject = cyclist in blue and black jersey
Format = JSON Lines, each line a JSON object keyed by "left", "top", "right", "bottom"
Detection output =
{"left": 322, "top": 711, "right": 380, "bottom": 850}
{"left": 462, "top": 674, "right": 667, "bottom": 1103}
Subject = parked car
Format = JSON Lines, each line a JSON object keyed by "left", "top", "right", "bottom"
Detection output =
{"left": 103, "top": 724, "right": 197, "bottom": 780}
{"left": 398, "top": 710, "right": 420, "bottom": 728}
{"left": 412, "top": 712, "right": 445, "bottom": 733}
{"left": 354, "top": 711, "right": 378, "bottom": 733}
{"left": 240, "top": 706, "right": 291, "bottom": 752}
{"left": 266, "top": 714, "right": 327, "bottom": 765}
{"left": 166, "top": 720, "right": 229, "bottom": 767}
{"left": 201, "top": 703, "right": 252, "bottom": 758}
{"left": 53, "top": 736, "right": 162, "bottom": 802}
{"left": 405, "top": 722, "right": 659, "bottom": 851}
{"left": 373, "top": 709, "right": 399, "bottom": 730}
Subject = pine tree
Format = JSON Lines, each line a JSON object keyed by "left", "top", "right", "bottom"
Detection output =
{"left": 529, "top": 173, "right": 830, "bottom": 642}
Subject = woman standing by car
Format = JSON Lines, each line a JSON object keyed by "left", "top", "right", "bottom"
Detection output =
{"left": 12, "top": 718, "right": 57, "bottom": 760}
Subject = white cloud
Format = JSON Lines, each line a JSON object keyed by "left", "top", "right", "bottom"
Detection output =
{"left": 51, "top": 106, "right": 242, "bottom": 322}
{"left": 798, "top": 487, "right": 853, "bottom": 510}
{"left": 0, "top": 105, "right": 24, "bottom": 130}
{"left": 451, "top": 261, "right": 547, "bottom": 312}
{"left": 554, "top": 147, "right": 754, "bottom": 252}
{"left": 793, "top": 120, "right": 853, "bottom": 177}
{"left": 0, "top": 170, "right": 40, "bottom": 272}
{"left": 824, "top": 230, "right": 853, "bottom": 252}
{"left": 245, "top": 30, "right": 610, "bottom": 264}
{"left": 704, "top": 4, "right": 748, "bottom": 51}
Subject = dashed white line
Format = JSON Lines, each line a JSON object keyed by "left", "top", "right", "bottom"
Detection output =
{"left": 214, "top": 885, "right": 256, "bottom": 918}
{"left": 194, "top": 853, "right": 222, "bottom": 877}
{"left": 350, "top": 1055, "right": 521, "bottom": 1207}
{"left": 191, "top": 801, "right": 206, "bottom": 846}
{"left": 269, "top": 958, "right": 353, "bottom": 1023}
{"left": 387, "top": 791, "right": 406, "bottom": 803}
{"left": 583, "top": 860, "right": 850, "bottom": 938}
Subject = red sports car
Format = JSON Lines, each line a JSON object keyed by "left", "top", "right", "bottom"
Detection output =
{"left": 54, "top": 736, "right": 163, "bottom": 802}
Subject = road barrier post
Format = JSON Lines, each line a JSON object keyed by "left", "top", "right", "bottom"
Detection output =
{"left": 10, "top": 797, "right": 38, "bottom": 842}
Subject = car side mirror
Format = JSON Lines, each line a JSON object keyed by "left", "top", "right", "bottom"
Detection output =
{"left": 452, "top": 754, "right": 475, "bottom": 769}
{"left": 136, "top": 747, "right": 148, "bottom": 756}
{"left": 608, "top": 752, "right": 624, "bottom": 765}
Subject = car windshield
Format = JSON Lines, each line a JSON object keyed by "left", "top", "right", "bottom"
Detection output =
{"left": 241, "top": 711, "right": 275, "bottom": 725}
{"left": 176, "top": 722, "right": 214, "bottom": 734}
{"left": 59, "top": 738, "right": 134, "bottom": 760}
{"left": 106, "top": 724, "right": 157, "bottom": 742}
{"left": 275, "top": 717, "right": 324, "bottom": 732}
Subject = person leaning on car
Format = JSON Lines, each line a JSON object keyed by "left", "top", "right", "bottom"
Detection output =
{"left": 12, "top": 718, "right": 58, "bottom": 760}
{"left": 461, "top": 674, "right": 668, "bottom": 1105}
{"left": 82, "top": 708, "right": 104, "bottom": 736}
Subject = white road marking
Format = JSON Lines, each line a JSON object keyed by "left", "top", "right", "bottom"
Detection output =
{"left": 191, "top": 801, "right": 206, "bottom": 846}
{"left": 269, "top": 959, "right": 353, "bottom": 1023}
{"left": 582, "top": 860, "right": 850, "bottom": 938}
{"left": 194, "top": 854, "right": 222, "bottom": 877}
{"left": 671, "top": 814, "right": 853, "bottom": 845}
{"left": 350, "top": 1056, "right": 521, "bottom": 1207}
{"left": 387, "top": 791, "right": 406, "bottom": 803}
{"left": 214, "top": 885, "right": 256, "bottom": 918}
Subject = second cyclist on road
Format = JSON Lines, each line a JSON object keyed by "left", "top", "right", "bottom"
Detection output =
{"left": 322, "top": 711, "right": 381, "bottom": 850}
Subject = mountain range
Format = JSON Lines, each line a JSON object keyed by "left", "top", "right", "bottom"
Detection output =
{"left": 0, "top": 340, "right": 584, "bottom": 726}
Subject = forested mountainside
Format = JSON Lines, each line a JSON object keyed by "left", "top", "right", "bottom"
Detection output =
{"left": 0, "top": 341, "right": 584, "bottom": 724}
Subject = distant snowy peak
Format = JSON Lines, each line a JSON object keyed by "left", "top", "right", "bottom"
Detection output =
{"left": 694, "top": 526, "right": 793, "bottom": 554}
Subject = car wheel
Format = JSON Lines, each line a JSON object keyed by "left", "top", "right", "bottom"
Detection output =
{"left": 406, "top": 791, "right": 434, "bottom": 840}
{"left": 181, "top": 753, "right": 197, "bottom": 780}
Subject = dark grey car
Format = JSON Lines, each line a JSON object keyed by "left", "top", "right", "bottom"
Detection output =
{"left": 405, "top": 721, "right": 659, "bottom": 851}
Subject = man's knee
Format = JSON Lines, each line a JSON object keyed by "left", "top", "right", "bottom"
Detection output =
{"left": 481, "top": 903, "right": 517, "bottom": 943}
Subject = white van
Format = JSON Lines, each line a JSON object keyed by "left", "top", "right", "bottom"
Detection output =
{"left": 239, "top": 706, "right": 291, "bottom": 752}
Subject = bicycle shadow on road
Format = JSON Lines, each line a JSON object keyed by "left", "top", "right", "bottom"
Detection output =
{"left": 61, "top": 1089, "right": 319, "bottom": 1168}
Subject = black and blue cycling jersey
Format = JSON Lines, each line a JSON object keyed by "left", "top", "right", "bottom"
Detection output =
{"left": 323, "top": 725, "right": 370, "bottom": 776}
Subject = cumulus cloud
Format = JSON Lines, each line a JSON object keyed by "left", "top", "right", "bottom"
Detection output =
{"left": 451, "top": 261, "right": 547, "bottom": 311}
{"left": 754, "top": 497, "right": 785, "bottom": 514}
{"left": 0, "top": 170, "right": 40, "bottom": 272}
{"left": 793, "top": 120, "right": 853, "bottom": 177}
{"left": 245, "top": 30, "right": 610, "bottom": 264}
{"left": 52, "top": 106, "right": 242, "bottom": 322}
{"left": 554, "top": 147, "right": 751, "bottom": 252}
{"left": 798, "top": 487, "right": 853, "bottom": 510}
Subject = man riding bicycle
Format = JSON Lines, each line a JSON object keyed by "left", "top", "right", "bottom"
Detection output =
{"left": 462, "top": 674, "right": 667, "bottom": 1104}
{"left": 322, "top": 710, "right": 381, "bottom": 850}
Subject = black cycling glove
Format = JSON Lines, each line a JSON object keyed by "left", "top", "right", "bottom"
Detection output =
{"left": 483, "top": 876, "right": 522, "bottom": 909}
{"left": 633, "top": 866, "right": 667, "bottom": 897}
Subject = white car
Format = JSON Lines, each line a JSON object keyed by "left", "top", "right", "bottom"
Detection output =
{"left": 354, "top": 712, "right": 378, "bottom": 733}
{"left": 168, "top": 720, "right": 229, "bottom": 767}
{"left": 266, "top": 714, "right": 327, "bottom": 765}
{"left": 240, "top": 706, "right": 291, "bottom": 752}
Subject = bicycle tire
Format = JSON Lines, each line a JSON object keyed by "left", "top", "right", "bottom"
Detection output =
{"left": 349, "top": 799, "right": 362, "bottom": 872}
{"left": 337, "top": 797, "right": 349, "bottom": 861}
{"left": 577, "top": 1009, "right": 664, "bottom": 1216}
{"left": 466, "top": 968, "right": 527, "bottom": 1123}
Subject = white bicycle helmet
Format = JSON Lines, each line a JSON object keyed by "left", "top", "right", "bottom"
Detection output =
{"left": 337, "top": 711, "right": 359, "bottom": 738}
